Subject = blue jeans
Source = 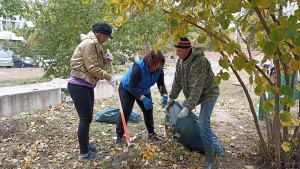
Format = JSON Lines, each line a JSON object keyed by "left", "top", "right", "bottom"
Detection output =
{"left": 183, "top": 99, "right": 217, "bottom": 145}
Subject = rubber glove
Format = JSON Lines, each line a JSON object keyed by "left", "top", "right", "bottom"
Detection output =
{"left": 178, "top": 107, "right": 189, "bottom": 118}
{"left": 142, "top": 97, "right": 153, "bottom": 110}
{"left": 108, "top": 76, "right": 117, "bottom": 92}
{"left": 165, "top": 99, "right": 174, "bottom": 108}
{"left": 161, "top": 95, "right": 168, "bottom": 106}
{"left": 104, "top": 49, "right": 114, "bottom": 62}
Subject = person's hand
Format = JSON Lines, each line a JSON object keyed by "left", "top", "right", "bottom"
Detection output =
{"left": 105, "top": 50, "right": 114, "bottom": 62}
{"left": 178, "top": 107, "right": 189, "bottom": 118}
{"left": 161, "top": 95, "right": 168, "bottom": 107}
{"left": 141, "top": 97, "right": 153, "bottom": 110}
{"left": 165, "top": 99, "right": 174, "bottom": 108}
{"left": 108, "top": 76, "right": 117, "bottom": 92}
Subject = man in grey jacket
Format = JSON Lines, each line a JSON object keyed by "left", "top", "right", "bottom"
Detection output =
{"left": 166, "top": 37, "right": 219, "bottom": 169}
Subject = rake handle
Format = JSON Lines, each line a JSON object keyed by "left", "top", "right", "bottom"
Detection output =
{"left": 110, "top": 61, "right": 131, "bottom": 146}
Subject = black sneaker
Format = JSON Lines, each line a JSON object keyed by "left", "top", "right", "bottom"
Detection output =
{"left": 115, "top": 137, "right": 122, "bottom": 147}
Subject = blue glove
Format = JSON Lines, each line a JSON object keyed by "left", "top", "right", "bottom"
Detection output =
{"left": 162, "top": 96, "right": 168, "bottom": 106}
{"left": 142, "top": 97, "right": 153, "bottom": 110}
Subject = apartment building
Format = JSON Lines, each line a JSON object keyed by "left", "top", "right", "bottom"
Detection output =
{"left": 0, "top": 15, "right": 33, "bottom": 41}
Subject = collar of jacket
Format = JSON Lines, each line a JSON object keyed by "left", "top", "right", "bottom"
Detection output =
{"left": 80, "top": 31, "right": 103, "bottom": 53}
{"left": 182, "top": 47, "right": 204, "bottom": 64}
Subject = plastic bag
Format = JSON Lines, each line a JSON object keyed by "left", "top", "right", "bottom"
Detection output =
{"left": 94, "top": 108, "right": 141, "bottom": 124}
{"left": 165, "top": 101, "right": 224, "bottom": 156}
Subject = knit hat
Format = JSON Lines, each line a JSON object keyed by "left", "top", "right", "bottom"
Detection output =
{"left": 174, "top": 37, "right": 191, "bottom": 48}
{"left": 92, "top": 22, "right": 113, "bottom": 39}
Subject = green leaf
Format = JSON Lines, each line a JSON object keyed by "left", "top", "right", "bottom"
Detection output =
{"left": 171, "top": 19, "right": 178, "bottom": 28}
{"left": 225, "top": 42, "right": 238, "bottom": 55}
{"left": 220, "top": 72, "right": 230, "bottom": 80}
{"left": 262, "top": 42, "right": 277, "bottom": 55}
{"left": 280, "top": 111, "right": 291, "bottom": 122}
{"left": 244, "top": 60, "right": 256, "bottom": 75}
{"left": 220, "top": 19, "right": 230, "bottom": 30}
{"left": 280, "top": 95, "right": 295, "bottom": 107}
{"left": 293, "top": 36, "right": 300, "bottom": 46}
{"left": 197, "top": 34, "right": 207, "bottom": 44}
{"left": 262, "top": 100, "right": 273, "bottom": 112}
{"left": 254, "top": 85, "right": 265, "bottom": 96}
{"left": 232, "top": 57, "right": 246, "bottom": 71}
{"left": 283, "top": 28, "right": 298, "bottom": 41}
{"left": 280, "top": 85, "right": 293, "bottom": 97}
{"left": 214, "top": 76, "right": 221, "bottom": 84}
{"left": 218, "top": 58, "right": 230, "bottom": 69}
{"left": 226, "top": 2, "right": 240, "bottom": 13}
{"left": 281, "top": 53, "right": 293, "bottom": 64}
{"left": 295, "top": 9, "right": 300, "bottom": 20}
{"left": 269, "top": 30, "right": 283, "bottom": 42}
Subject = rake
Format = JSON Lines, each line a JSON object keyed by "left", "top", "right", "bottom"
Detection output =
{"left": 109, "top": 61, "right": 141, "bottom": 165}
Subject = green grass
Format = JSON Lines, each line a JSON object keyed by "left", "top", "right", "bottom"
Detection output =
{"left": 0, "top": 77, "right": 50, "bottom": 87}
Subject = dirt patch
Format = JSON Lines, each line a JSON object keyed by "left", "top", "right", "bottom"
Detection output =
{"left": 0, "top": 68, "right": 44, "bottom": 81}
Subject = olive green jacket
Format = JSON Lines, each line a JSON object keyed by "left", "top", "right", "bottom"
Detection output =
{"left": 70, "top": 31, "right": 111, "bottom": 84}
{"left": 169, "top": 47, "right": 220, "bottom": 109}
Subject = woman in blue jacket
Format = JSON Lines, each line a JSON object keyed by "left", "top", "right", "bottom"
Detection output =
{"left": 115, "top": 49, "right": 168, "bottom": 147}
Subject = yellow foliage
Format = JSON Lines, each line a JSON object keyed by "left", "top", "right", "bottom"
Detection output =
{"left": 291, "top": 117, "right": 300, "bottom": 126}
{"left": 281, "top": 121, "right": 291, "bottom": 127}
{"left": 81, "top": 0, "right": 89, "bottom": 5}
{"left": 281, "top": 142, "right": 290, "bottom": 152}
{"left": 140, "top": 146, "right": 155, "bottom": 160}
{"left": 111, "top": 0, "right": 119, "bottom": 4}
{"left": 296, "top": 84, "right": 300, "bottom": 91}
{"left": 270, "top": 86, "right": 280, "bottom": 94}
{"left": 223, "top": 137, "right": 231, "bottom": 142}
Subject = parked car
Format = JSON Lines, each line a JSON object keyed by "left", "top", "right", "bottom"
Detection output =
{"left": 23, "top": 57, "right": 37, "bottom": 67}
{"left": 12, "top": 55, "right": 37, "bottom": 68}
{"left": 39, "top": 59, "right": 57, "bottom": 68}
{"left": 0, "top": 51, "right": 13, "bottom": 68}
{"left": 12, "top": 55, "right": 24, "bottom": 68}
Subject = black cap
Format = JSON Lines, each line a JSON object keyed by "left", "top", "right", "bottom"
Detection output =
{"left": 92, "top": 22, "right": 113, "bottom": 39}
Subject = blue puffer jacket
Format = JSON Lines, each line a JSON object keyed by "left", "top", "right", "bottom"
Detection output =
{"left": 121, "top": 59, "right": 162, "bottom": 95}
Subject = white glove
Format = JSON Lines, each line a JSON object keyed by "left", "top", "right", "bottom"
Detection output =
{"left": 178, "top": 107, "right": 189, "bottom": 118}
{"left": 165, "top": 99, "right": 174, "bottom": 108}
{"left": 104, "top": 50, "right": 114, "bottom": 62}
{"left": 108, "top": 76, "right": 117, "bottom": 92}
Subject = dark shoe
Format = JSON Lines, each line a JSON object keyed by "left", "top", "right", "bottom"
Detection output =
{"left": 115, "top": 137, "right": 122, "bottom": 147}
{"left": 148, "top": 132, "right": 162, "bottom": 140}
{"left": 79, "top": 151, "right": 100, "bottom": 160}
{"left": 204, "top": 144, "right": 215, "bottom": 169}
{"left": 88, "top": 144, "right": 101, "bottom": 152}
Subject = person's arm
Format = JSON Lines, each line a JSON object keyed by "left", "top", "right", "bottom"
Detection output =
{"left": 128, "top": 64, "right": 143, "bottom": 99}
{"left": 156, "top": 69, "right": 168, "bottom": 96}
{"left": 169, "top": 59, "right": 182, "bottom": 99}
{"left": 81, "top": 41, "right": 111, "bottom": 81}
{"left": 184, "top": 57, "right": 208, "bottom": 109}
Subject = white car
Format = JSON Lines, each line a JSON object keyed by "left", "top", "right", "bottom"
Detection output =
{"left": 0, "top": 51, "right": 13, "bottom": 68}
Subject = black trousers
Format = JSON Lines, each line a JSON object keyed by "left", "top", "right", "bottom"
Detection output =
{"left": 68, "top": 83, "right": 94, "bottom": 154}
{"left": 116, "top": 84, "right": 154, "bottom": 138}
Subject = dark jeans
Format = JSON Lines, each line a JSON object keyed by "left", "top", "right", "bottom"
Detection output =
{"left": 116, "top": 84, "right": 154, "bottom": 138}
{"left": 68, "top": 83, "right": 94, "bottom": 154}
